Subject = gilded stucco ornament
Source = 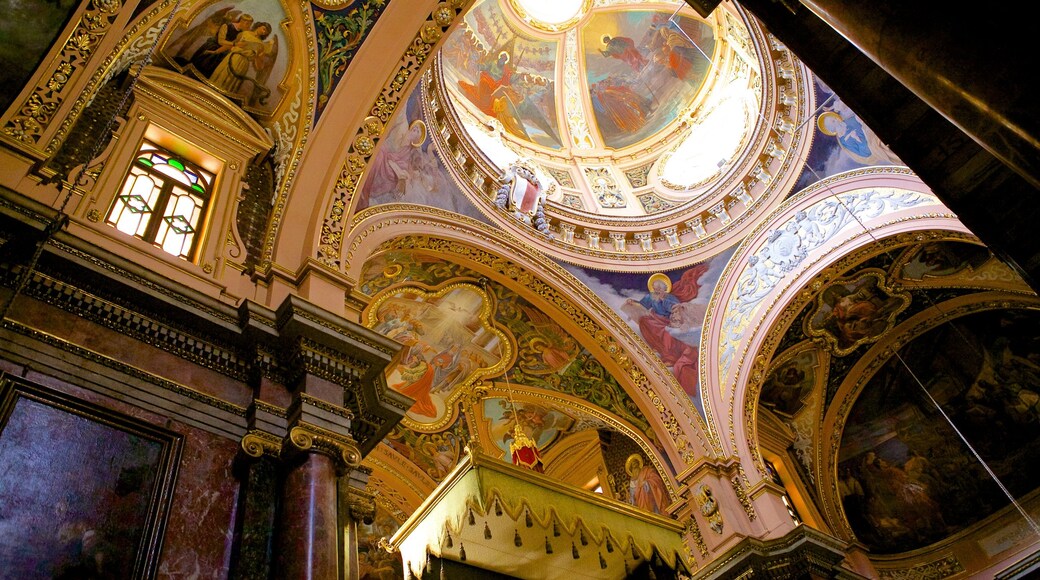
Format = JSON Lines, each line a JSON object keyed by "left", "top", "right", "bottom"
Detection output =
{"left": 287, "top": 424, "right": 363, "bottom": 468}
{"left": 317, "top": 1, "right": 470, "bottom": 268}
{"left": 2, "top": 0, "right": 128, "bottom": 151}
{"left": 695, "top": 483, "right": 724, "bottom": 534}
{"left": 242, "top": 429, "right": 284, "bottom": 458}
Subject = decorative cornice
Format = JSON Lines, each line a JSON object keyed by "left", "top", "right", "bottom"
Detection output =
{"left": 698, "top": 525, "right": 857, "bottom": 580}
{"left": 1, "top": 318, "right": 248, "bottom": 419}
{"left": 0, "top": 204, "right": 405, "bottom": 451}
{"left": 876, "top": 555, "right": 964, "bottom": 580}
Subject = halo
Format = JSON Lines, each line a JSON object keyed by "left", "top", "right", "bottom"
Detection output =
{"left": 625, "top": 453, "right": 643, "bottom": 477}
{"left": 647, "top": 272, "right": 671, "bottom": 293}
{"left": 408, "top": 119, "right": 427, "bottom": 147}
{"left": 816, "top": 111, "right": 842, "bottom": 136}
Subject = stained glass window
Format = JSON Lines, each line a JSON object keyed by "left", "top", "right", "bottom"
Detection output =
{"left": 106, "top": 141, "right": 214, "bottom": 260}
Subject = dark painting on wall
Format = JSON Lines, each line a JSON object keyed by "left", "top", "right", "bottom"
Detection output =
{"left": 837, "top": 309, "right": 1040, "bottom": 554}
{"left": 0, "top": 0, "right": 80, "bottom": 114}
{"left": 0, "top": 374, "right": 182, "bottom": 579}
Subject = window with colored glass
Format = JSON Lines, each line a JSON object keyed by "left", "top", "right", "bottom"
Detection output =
{"left": 106, "top": 141, "right": 214, "bottom": 260}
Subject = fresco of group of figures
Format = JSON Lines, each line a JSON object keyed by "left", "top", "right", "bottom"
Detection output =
{"left": 355, "top": 504, "right": 405, "bottom": 579}
{"left": 383, "top": 422, "right": 466, "bottom": 482}
{"left": 836, "top": 308, "right": 1040, "bottom": 554}
{"left": 162, "top": 0, "right": 290, "bottom": 116}
{"left": 899, "top": 241, "right": 991, "bottom": 281}
{"left": 580, "top": 10, "right": 715, "bottom": 149}
{"left": 438, "top": 2, "right": 716, "bottom": 151}
{"left": 359, "top": 250, "right": 657, "bottom": 447}
{"left": 440, "top": 0, "right": 563, "bottom": 149}
{"left": 482, "top": 398, "right": 575, "bottom": 461}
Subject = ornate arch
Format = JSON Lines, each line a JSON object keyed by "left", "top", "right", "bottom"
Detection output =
{"left": 344, "top": 204, "right": 722, "bottom": 468}
{"left": 702, "top": 167, "right": 963, "bottom": 477}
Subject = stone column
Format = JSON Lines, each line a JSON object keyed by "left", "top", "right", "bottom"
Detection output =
{"left": 269, "top": 423, "right": 362, "bottom": 580}
{"left": 339, "top": 469, "right": 376, "bottom": 580}
{"left": 277, "top": 450, "right": 341, "bottom": 580}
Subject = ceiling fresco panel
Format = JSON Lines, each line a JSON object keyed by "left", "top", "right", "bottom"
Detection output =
{"left": 837, "top": 308, "right": 1040, "bottom": 554}
{"left": 581, "top": 10, "right": 714, "bottom": 150}
{"left": 366, "top": 282, "right": 509, "bottom": 429}
{"left": 162, "top": 0, "right": 291, "bottom": 117}
{"left": 441, "top": 0, "right": 563, "bottom": 149}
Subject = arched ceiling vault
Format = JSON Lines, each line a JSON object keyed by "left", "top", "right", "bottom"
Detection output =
{"left": 743, "top": 229, "right": 1038, "bottom": 565}
{"left": 705, "top": 168, "right": 961, "bottom": 462}
{"left": 343, "top": 207, "right": 720, "bottom": 468}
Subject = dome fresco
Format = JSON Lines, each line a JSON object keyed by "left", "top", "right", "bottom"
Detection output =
{"left": 441, "top": 1, "right": 718, "bottom": 155}
{"left": 427, "top": 0, "right": 814, "bottom": 271}
{"left": 438, "top": 0, "right": 735, "bottom": 216}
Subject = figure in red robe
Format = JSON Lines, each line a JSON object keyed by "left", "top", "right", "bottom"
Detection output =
{"left": 600, "top": 35, "right": 647, "bottom": 71}
{"left": 392, "top": 346, "right": 437, "bottom": 418}
{"left": 622, "top": 264, "right": 710, "bottom": 399}
{"left": 458, "top": 51, "right": 516, "bottom": 116}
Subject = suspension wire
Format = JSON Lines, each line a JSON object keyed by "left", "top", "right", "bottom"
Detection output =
{"left": 0, "top": 0, "right": 182, "bottom": 322}
{"left": 666, "top": 0, "right": 1040, "bottom": 536}
{"left": 893, "top": 349, "right": 1040, "bottom": 537}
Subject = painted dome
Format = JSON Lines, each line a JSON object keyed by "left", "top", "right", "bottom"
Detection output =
{"left": 430, "top": 0, "right": 816, "bottom": 270}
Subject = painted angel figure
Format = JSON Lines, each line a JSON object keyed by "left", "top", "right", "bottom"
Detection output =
{"left": 208, "top": 20, "right": 279, "bottom": 108}
{"left": 166, "top": 6, "right": 242, "bottom": 65}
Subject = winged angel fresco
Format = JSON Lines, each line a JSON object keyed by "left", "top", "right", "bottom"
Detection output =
{"left": 166, "top": 4, "right": 280, "bottom": 111}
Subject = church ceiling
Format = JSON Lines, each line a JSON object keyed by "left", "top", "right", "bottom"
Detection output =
{"left": 421, "top": 0, "right": 812, "bottom": 270}
{"left": 752, "top": 234, "right": 1039, "bottom": 557}
{"left": 10, "top": 0, "right": 1039, "bottom": 574}
{"left": 335, "top": 0, "right": 946, "bottom": 534}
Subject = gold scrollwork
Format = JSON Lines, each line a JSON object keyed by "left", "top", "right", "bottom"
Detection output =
{"left": 2, "top": 0, "right": 123, "bottom": 150}
{"left": 730, "top": 473, "right": 757, "bottom": 521}
{"left": 241, "top": 429, "right": 283, "bottom": 458}
{"left": 287, "top": 424, "right": 363, "bottom": 468}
